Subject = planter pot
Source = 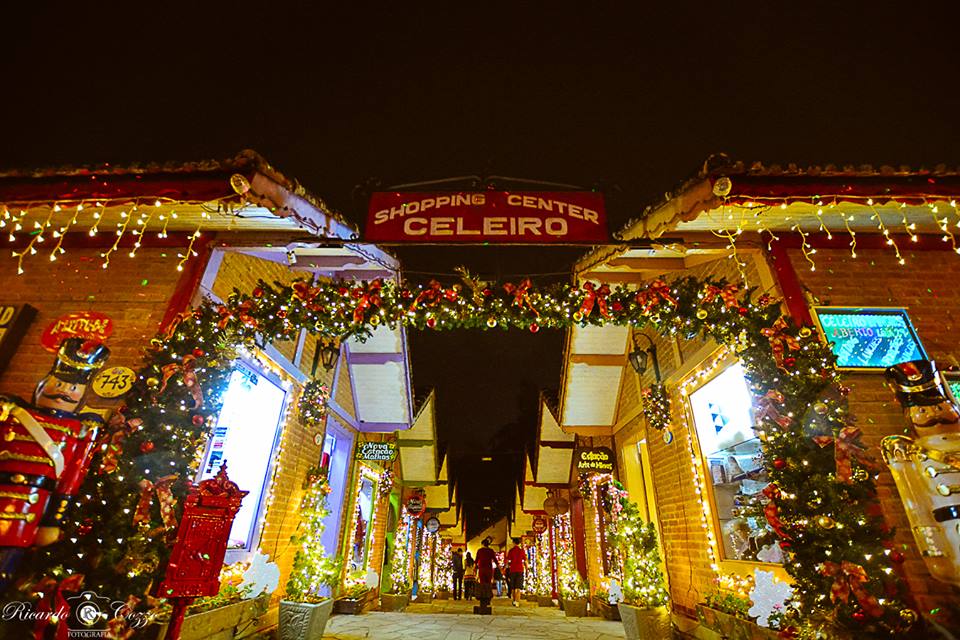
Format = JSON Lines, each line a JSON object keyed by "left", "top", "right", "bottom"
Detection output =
{"left": 334, "top": 590, "right": 374, "bottom": 615}
{"left": 563, "top": 598, "right": 588, "bottom": 618}
{"left": 558, "top": 598, "right": 564, "bottom": 611}
{"left": 436, "top": 589, "right": 450, "bottom": 600}
{"left": 618, "top": 603, "right": 671, "bottom": 640}
{"left": 380, "top": 592, "right": 409, "bottom": 612}
{"left": 537, "top": 595, "right": 555, "bottom": 607}
{"left": 592, "top": 596, "right": 621, "bottom": 621}
{"left": 696, "top": 604, "right": 781, "bottom": 640}
{"left": 279, "top": 599, "right": 334, "bottom": 640}
{"left": 415, "top": 591, "right": 434, "bottom": 604}
{"left": 524, "top": 593, "right": 538, "bottom": 602}
{"left": 156, "top": 594, "right": 269, "bottom": 640}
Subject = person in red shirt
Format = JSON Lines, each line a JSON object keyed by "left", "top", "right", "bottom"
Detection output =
{"left": 506, "top": 537, "right": 526, "bottom": 607}
{"left": 474, "top": 537, "right": 497, "bottom": 613}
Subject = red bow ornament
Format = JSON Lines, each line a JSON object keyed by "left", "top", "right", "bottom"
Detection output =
{"left": 503, "top": 279, "right": 540, "bottom": 317}
{"left": 635, "top": 279, "right": 677, "bottom": 314}
{"left": 216, "top": 300, "right": 258, "bottom": 329}
{"left": 412, "top": 280, "right": 444, "bottom": 309}
{"left": 158, "top": 355, "right": 203, "bottom": 409}
{"left": 762, "top": 483, "right": 791, "bottom": 539}
{"left": 755, "top": 390, "right": 793, "bottom": 430}
{"left": 702, "top": 283, "right": 740, "bottom": 308}
{"left": 813, "top": 427, "right": 880, "bottom": 484}
{"left": 32, "top": 573, "right": 85, "bottom": 640}
{"left": 97, "top": 411, "right": 143, "bottom": 475}
{"left": 352, "top": 280, "right": 383, "bottom": 324}
{"left": 761, "top": 318, "right": 801, "bottom": 367}
{"left": 819, "top": 561, "right": 883, "bottom": 618}
{"left": 292, "top": 281, "right": 323, "bottom": 311}
{"left": 578, "top": 282, "right": 611, "bottom": 319}
{"left": 132, "top": 474, "right": 179, "bottom": 531}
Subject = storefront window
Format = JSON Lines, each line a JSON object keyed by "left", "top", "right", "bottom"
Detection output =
{"left": 688, "top": 362, "right": 779, "bottom": 564}
{"left": 200, "top": 362, "right": 287, "bottom": 549}
{"left": 351, "top": 475, "right": 376, "bottom": 570}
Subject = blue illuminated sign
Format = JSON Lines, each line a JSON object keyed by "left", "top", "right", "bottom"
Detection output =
{"left": 814, "top": 308, "right": 926, "bottom": 369}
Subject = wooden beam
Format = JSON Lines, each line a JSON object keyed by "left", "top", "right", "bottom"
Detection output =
{"left": 605, "top": 257, "right": 688, "bottom": 270}
{"left": 569, "top": 354, "right": 626, "bottom": 366}
{"left": 560, "top": 425, "right": 613, "bottom": 437}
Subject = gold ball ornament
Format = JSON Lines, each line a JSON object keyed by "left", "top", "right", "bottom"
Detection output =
{"left": 817, "top": 515, "right": 836, "bottom": 529}
{"left": 852, "top": 467, "right": 870, "bottom": 482}
{"left": 572, "top": 311, "right": 583, "bottom": 322}
{"left": 369, "top": 314, "right": 381, "bottom": 326}
{"left": 486, "top": 317, "right": 498, "bottom": 328}
{"left": 799, "top": 326, "right": 812, "bottom": 338}
{"left": 696, "top": 309, "right": 708, "bottom": 320}
{"left": 814, "top": 402, "right": 829, "bottom": 415}
{"left": 146, "top": 377, "right": 160, "bottom": 389}
{"left": 898, "top": 608, "right": 918, "bottom": 628}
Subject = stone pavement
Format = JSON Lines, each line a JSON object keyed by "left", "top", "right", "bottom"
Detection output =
{"left": 321, "top": 597, "right": 626, "bottom": 639}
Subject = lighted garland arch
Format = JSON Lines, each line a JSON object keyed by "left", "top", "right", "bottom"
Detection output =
{"left": 28, "top": 274, "right": 915, "bottom": 637}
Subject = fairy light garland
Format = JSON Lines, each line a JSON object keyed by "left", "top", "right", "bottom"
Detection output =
{"left": 417, "top": 528, "right": 436, "bottom": 594}
{"left": 389, "top": 508, "right": 413, "bottom": 592}
{"left": 554, "top": 513, "right": 586, "bottom": 599}
{"left": 434, "top": 538, "right": 453, "bottom": 592}
{"left": 341, "top": 463, "right": 383, "bottom": 588}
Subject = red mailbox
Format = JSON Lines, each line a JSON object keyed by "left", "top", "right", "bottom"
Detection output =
{"left": 156, "top": 464, "right": 247, "bottom": 639}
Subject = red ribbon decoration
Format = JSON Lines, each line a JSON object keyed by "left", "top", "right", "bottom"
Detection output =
{"left": 216, "top": 300, "right": 258, "bottom": 330}
{"left": 503, "top": 279, "right": 540, "bottom": 318}
{"left": 159, "top": 355, "right": 203, "bottom": 410}
{"left": 819, "top": 561, "right": 884, "bottom": 618}
{"left": 635, "top": 279, "right": 677, "bottom": 314}
{"left": 353, "top": 280, "right": 383, "bottom": 324}
{"left": 762, "top": 483, "right": 791, "bottom": 540}
{"left": 161, "top": 310, "right": 195, "bottom": 341}
{"left": 105, "top": 595, "right": 141, "bottom": 640}
{"left": 32, "top": 573, "right": 85, "bottom": 640}
{"left": 133, "top": 474, "right": 179, "bottom": 531}
{"left": 97, "top": 412, "right": 143, "bottom": 475}
{"left": 412, "top": 280, "right": 444, "bottom": 309}
{"left": 292, "top": 281, "right": 321, "bottom": 303}
{"left": 578, "top": 282, "right": 611, "bottom": 318}
{"left": 812, "top": 427, "right": 880, "bottom": 484}
{"left": 761, "top": 318, "right": 801, "bottom": 367}
{"left": 702, "top": 283, "right": 740, "bottom": 308}
{"left": 754, "top": 390, "right": 793, "bottom": 429}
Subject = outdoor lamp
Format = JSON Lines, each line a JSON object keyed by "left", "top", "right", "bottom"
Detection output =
{"left": 312, "top": 339, "right": 341, "bottom": 375}
{"left": 629, "top": 333, "right": 661, "bottom": 382}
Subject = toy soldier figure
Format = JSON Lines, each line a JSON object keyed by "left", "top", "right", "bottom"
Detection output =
{"left": 883, "top": 360, "right": 960, "bottom": 587}
{"left": 0, "top": 337, "right": 110, "bottom": 589}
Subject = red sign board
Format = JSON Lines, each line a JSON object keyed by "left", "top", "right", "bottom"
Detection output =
{"left": 41, "top": 311, "right": 113, "bottom": 352}
{"left": 532, "top": 516, "right": 548, "bottom": 534}
{"left": 406, "top": 493, "right": 426, "bottom": 517}
{"left": 366, "top": 191, "right": 607, "bottom": 243}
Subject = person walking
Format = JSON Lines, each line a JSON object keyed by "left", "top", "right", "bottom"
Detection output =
{"left": 463, "top": 551, "right": 476, "bottom": 600}
{"left": 506, "top": 537, "right": 526, "bottom": 607}
{"left": 475, "top": 537, "right": 497, "bottom": 614}
{"left": 452, "top": 547, "right": 464, "bottom": 600}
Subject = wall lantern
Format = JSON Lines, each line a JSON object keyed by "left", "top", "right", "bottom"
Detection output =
{"left": 629, "top": 332, "right": 662, "bottom": 382}
{"left": 311, "top": 338, "right": 341, "bottom": 376}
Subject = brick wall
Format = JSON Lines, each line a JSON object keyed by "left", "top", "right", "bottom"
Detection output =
{"left": 0, "top": 247, "right": 182, "bottom": 399}
{"left": 785, "top": 244, "right": 960, "bottom": 617}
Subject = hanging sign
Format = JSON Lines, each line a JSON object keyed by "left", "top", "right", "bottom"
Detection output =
{"left": 406, "top": 492, "right": 426, "bottom": 517}
{"left": 531, "top": 516, "right": 548, "bottom": 534}
{"left": 575, "top": 446, "right": 615, "bottom": 475}
{"left": 92, "top": 366, "right": 137, "bottom": 398}
{"left": 41, "top": 311, "right": 113, "bottom": 352}
{"left": 425, "top": 516, "right": 441, "bottom": 533}
{"left": 355, "top": 441, "right": 398, "bottom": 462}
{"left": 0, "top": 303, "right": 36, "bottom": 373}
{"left": 812, "top": 307, "right": 926, "bottom": 369}
{"left": 365, "top": 191, "right": 608, "bottom": 244}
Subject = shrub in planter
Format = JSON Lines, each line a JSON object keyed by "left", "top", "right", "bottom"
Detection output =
{"left": 537, "top": 595, "right": 555, "bottom": 607}
{"left": 380, "top": 592, "right": 409, "bottom": 612}
{"left": 381, "top": 553, "right": 411, "bottom": 611}
{"left": 560, "top": 574, "right": 589, "bottom": 618}
{"left": 606, "top": 498, "right": 671, "bottom": 639}
{"left": 280, "top": 467, "right": 342, "bottom": 640}
{"left": 335, "top": 570, "right": 373, "bottom": 614}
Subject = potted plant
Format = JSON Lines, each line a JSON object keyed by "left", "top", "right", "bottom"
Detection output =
{"left": 591, "top": 583, "right": 622, "bottom": 621}
{"left": 560, "top": 573, "right": 589, "bottom": 618}
{"left": 607, "top": 500, "right": 672, "bottom": 639}
{"left": 148, "top": 576, "right": 271, "bottom": 640}
{"left": 280, "top": 468, "right": 342, "bottom": 640}
{"left": 380, "top": 569, "right": 411, "bottom": 612}
{"left": 697, "top": 590, "right": 786, "bottom": 640}
{"left": 334, "top": 569, "right": 373, "bottom": 614}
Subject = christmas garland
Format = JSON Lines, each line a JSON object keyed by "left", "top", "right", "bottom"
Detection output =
{"left": 21, "top": 273, "right": 916, "bottom": 637}
{"left": 641, "top": 383, "right": 671, "bottom": 432}
{"left": 298, "top": 379, "right": 330, "bottom": 429}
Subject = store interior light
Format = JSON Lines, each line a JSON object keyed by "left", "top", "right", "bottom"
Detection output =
{"left": 481, "top": 456, "right": 493, "bottom": 462}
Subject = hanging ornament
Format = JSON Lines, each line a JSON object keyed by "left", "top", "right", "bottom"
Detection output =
{"left": 889, "top": 550, "right": 905, "bottom": 563}
{"left": 738, "top": 307, "right": 748, "bottom": 315}
{"left": 146, "top": 377, "right": 160, "bottom": 389}
{"left": 486, "top": 317, "right": 498, "bottom": 328}
{"left": 773, "top": 458, "right": 786, "bottom": 470}
{"left": 899, "top": 608, "right": 918, "bottom": 627}
{"left": 813, "top": 402, "right": 829, "bottom": 415}
{"left": 572, "top": 311, "right": 583, "bottom": 322}
{"left": 529, "top": 323, "right": 540, "bottom": 333}
{"left": 252, "top": 287, "right": 264, "bottom": 298}
{"left": 369, "top": 314, "right": 380, "bottom": 326}
{"left": 798, "top": 326, "right": 812, "bottom": 338}
{"left": 696, "top": 309, "right": 708, "bottom": 320}
{"left": 140, "top": 441, "right": 155, "bottom": 454}
{"left": 783, "top": 357, "right": 796, "bottom": 368}
{"left": 426, "top": 317, "right": 437, "bottom": 329}
{"left": 192, "top": 348, "right": 205, "bottom": 358}
{"left": 817, "top": 516, "right": 836, "bottom": 529}
{"left": 191, "top": 414, "right": 205, "bottom": 427}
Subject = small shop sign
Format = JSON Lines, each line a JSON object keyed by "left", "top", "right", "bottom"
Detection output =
{"left": 92, "top": 366, "right": 137, "bottom": 398}
{"left": 406, "top": 492, "right": 426, "bottom": 517}
{"left": 355, "top": 441, "right": 398, "bottom": 462}
{"left": 40, "top": 311, "right": 113, "bottom": 352}
{"left": 425, "top": 516, "right": 441, "bottom": 533}
{"left": 575, "top": 446, "right": 615, "bottom": 474}
{"left": 366, "top": 191, "right": 608, "bottom": 244}
{"left": 531, "top": 516, "right": 547, "bottom": 534}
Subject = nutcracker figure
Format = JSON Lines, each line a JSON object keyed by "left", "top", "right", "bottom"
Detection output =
{"left": 882, "top": 360, "right": 960, "bottom": 586}
{"left": 0, "top": 337, "right": 110, "bottom": 589}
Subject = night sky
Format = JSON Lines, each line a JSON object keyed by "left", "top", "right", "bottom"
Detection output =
{"left": 3, "top": 4, "right": 959, "bottom": 535}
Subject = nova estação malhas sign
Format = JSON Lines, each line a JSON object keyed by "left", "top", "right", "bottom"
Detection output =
{"left": 365, "top": 191, "right": 608, "bottom": 243}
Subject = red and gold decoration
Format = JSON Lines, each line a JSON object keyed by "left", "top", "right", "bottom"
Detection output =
{"left": 0, "top": 337, "right": 109, "bottom": 590}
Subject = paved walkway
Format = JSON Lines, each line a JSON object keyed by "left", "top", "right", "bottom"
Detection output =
{"left": 322, "top": 597, "right": 626, "bottom": 639}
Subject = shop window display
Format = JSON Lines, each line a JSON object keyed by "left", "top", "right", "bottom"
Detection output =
{"left": 350, "top": 475, "right": 376, "bottom": 571}
{"left": 689, "top": 362, "right": 779, "bottom": 564}
{"left": 199, "top": 362, "right": 287, "bottom": 550}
